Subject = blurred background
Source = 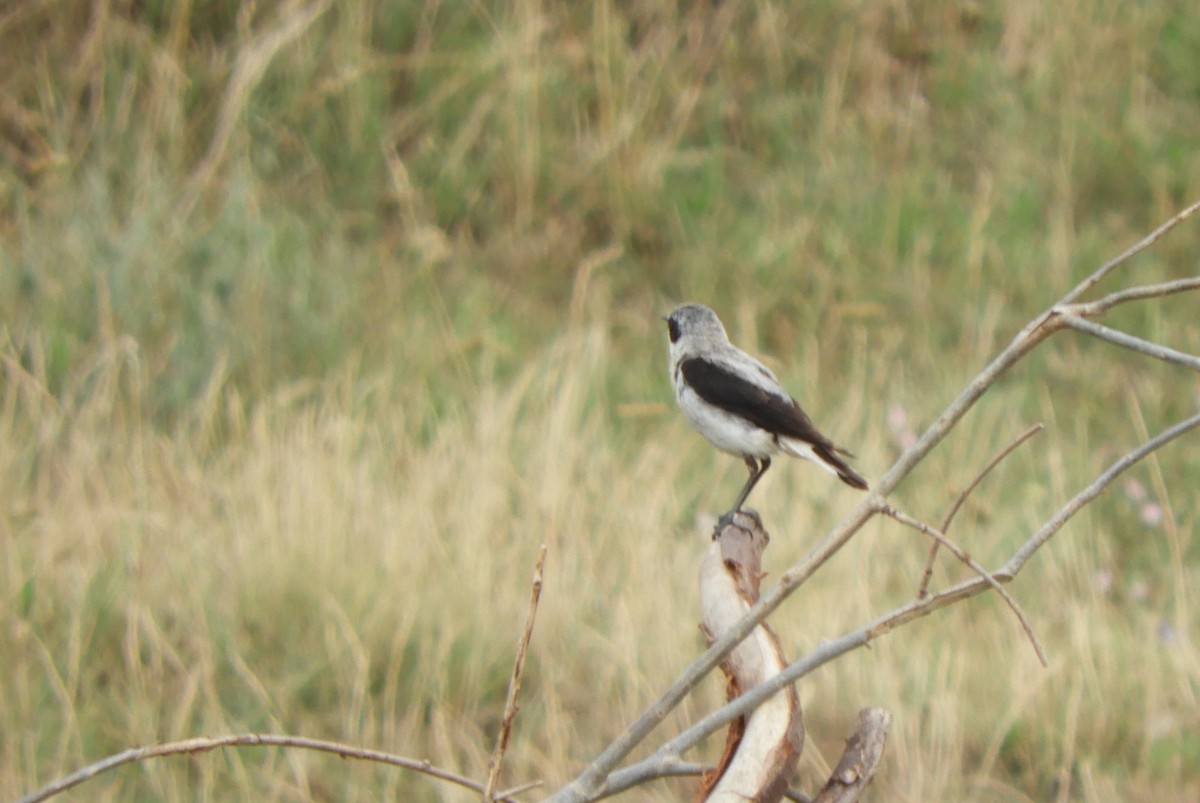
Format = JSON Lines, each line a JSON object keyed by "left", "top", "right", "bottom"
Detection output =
{"left": 2, "top": 2, "right": 1198, "bottom": 800}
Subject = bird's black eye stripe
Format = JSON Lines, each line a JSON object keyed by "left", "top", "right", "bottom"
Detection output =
{"left": 667, "top": 317, "right": 681, "bottom": 343}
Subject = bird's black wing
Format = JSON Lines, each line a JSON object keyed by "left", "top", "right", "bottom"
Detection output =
{"left": 680, "top": 357, "right": 827, "bottom": 444}
{"left": 680, "top": 357, "right": 869, "bottom": 490}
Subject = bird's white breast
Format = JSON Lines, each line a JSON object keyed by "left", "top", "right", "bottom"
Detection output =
{"left": 673, "top": 367, "right": 777, "bottom": 458}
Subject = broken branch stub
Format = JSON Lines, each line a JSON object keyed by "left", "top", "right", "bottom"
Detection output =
{"left": 697, "top": 512, "right": 803, "bottom": 803}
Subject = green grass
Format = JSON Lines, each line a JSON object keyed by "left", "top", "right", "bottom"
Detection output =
{"left": 2, "top": 1, "right": 1199, "bottom": 801}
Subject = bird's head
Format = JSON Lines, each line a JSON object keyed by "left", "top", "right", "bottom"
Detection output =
{"left": 664, "top": 303, "right": 730, "bottom": 357}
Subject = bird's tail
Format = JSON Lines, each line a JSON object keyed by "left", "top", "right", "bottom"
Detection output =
{"left": 780, "top": 437, "right": 869, "bottom": 490}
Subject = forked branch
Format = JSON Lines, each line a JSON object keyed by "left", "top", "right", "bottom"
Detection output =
{"left": 1053, "top": 314, "right": 1200, "bottom": 372}
{"left": 883, "top": 504, "right": 1048, "bottom": 666}
{"left": 548, "top": 200, "right": 1200, "bottom": 802}
{"left": 918, "top": 423, "right": 1045, "bottom": 598}
{"left": 591, "top": 411, "right": 1200, "bottom": 803}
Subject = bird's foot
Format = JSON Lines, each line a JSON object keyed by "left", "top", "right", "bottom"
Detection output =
{"left": 712, "top": 508, "right": 759, "bottom": 539}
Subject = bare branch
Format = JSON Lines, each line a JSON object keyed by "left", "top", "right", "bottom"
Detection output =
{"left": 484, "top": 545, "right": 548, "bottom": 801}
{"left": 1057, "top": 199, "right": 1200, "bottom": 305}
{"left": 1060, "top": 276, "right": 1200, "bottom": 316}
{"left": 1000, "top": 410, "right": 1200, "bottom": 576}
{"left": 17, "top": 734, "right": 532, "bottom": 803}
{"left": 883, "top": 505, "right": 1048, "bottom": 667}
{"left": 1055, "top": 314, "right": 1200, "bottom": 372}
{"left": 918, "top": 423, "right": 1044, "bottom": 598}
{"left": 546, "top": 203, "right": 1200, "bottom": 803}
{"left": 585, "top": 760, "right": 708, "bottom": 798}
{"left": 810, "top": 708, "right": 892, "bottom": 803}
{"left": 940, "top": 423, "right": 1045, "bottom": 536}
{"left": 592, "top": 410, "right": 1200, "bottom": 799}
{"left": 497, "top": 780, "right": 545, "bottom": 798}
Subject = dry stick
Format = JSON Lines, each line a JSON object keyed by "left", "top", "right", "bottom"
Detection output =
{"left": 1062, "top": 276, "right": 1200, "bottom": 316}
{"left": 1000, "top": 411, "right": 1200, "bottom": 575}
{"left": 547, "top": 201, "right": 1200, "bottom": 803}
{"left": 499, "top": 780, "right": 547, "bottom": 798}
{"left": 591, "top": 410, "right": 1200, "bottom": 801}
{"left": 779, "top": 708, "right": 891, "bottom": 803}
{"left": 1056, "top": 200, "right": 1200, "bottom": 305}
{"left": 16, "top": 734, "right": 529, "bottom": 803}
{"left": 483, "top": 545, "right": 548, "bottom": 801}
{"left": 1055, "top": 314, "right": 1200, "bottom": 372}
{"left": 810, "top": 707, "right": 892, "bottom": 803}
{"left": 917, "top": 423, "right": 1045, "bottom": 599}
{"left": 883, "top": 505, "right": 1048, "bottom": 667}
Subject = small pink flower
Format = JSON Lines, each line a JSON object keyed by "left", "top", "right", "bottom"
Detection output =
{"left": 1122, "top": 477, "right": 1147, "bottom": 502}
{"left": 887, "top": 404, "right": 917, "bottom": 449}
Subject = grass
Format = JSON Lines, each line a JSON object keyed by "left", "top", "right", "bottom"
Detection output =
{"left": 2, "top": 1, "right": 1199, "bottom": 800}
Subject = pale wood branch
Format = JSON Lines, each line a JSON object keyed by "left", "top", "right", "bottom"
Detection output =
{"left": 883, "top": 505, "right": 1048, "bottom": 667}
{"left": 999, "top": 410, "right": 1200, "bottom": 576}
{"left": 918, "top": 423, "right": 1044, "bottom": 598}
{"left": 810, "top": 708, "right": 892, "bottom": 803}
{"left": 1054, "top": 313, "right": 1200, "bottom": 372}
{"left": 1059, "top": 276, "right": 1200, "bottom": 316}
{"left": 1056, "top": 199, "right": 1200, "bottom": 304}
{"left": 16, "top": 734, "right": 534, "bottom": 803}
{"left": 485, "top": 545, "right": 548, "bottom": 801}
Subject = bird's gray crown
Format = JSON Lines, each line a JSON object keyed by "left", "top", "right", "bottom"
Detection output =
{"left": 666, "top": 303, "right": 729, "bottom": 348}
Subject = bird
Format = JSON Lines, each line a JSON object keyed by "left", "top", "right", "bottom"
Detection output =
{"left": 665, "top": 303, "right": 867, "bottom": 527}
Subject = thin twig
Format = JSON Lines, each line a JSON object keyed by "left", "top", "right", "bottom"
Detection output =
{"left": 484, "top": 545, "right": 548, "bottom": 801}
{"left": 17, "top": 734, "right": 531, "bottom": 803}
{"left": 939, "top": 423, "right": 1046, "bottom": 536}
{"left": 497, "top": 779, "right": 546, "bottom": 798}
{"left": 918, "top": 423, "right": 1044, "bottom": 598}
{"left": 1055, "top": 314, "right": 1200, "bottom": 372}
{"left": 1060, "top": 276, "right": 1200, "bottom": 316}
{"left": 593, "top": 410, "right": 1200, "bottom": 800}
{"left": 884, "top": 505, "right": 1048, "bottom": 667}
{"left": 1057, "top": 199, "right": 1200, "bottom": 305}
{"left": 1000, "top": 410, "right": 1200, "bottom": 576}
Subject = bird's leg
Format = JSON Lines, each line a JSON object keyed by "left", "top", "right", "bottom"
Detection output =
{"left": 716, "top": 457, "right": 771, "bottom": 535}
{"left": 732, "top": 456, "right": 770, "bottom": 512}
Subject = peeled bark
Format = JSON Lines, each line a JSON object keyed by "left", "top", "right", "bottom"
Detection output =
{"left": 696, "top": 512, "right": 803, "bottom": 803}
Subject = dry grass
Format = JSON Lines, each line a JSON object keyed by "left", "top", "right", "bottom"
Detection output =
{"left": 4, "top": 321, "right": 1197, "bottom": 801}
{"left": 2, "top": 1, "right": 1199, "bottom": 801}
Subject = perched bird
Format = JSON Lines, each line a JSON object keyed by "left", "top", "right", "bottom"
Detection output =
{"left": 665, "top": 303, "right": 867, "bottom": 525}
